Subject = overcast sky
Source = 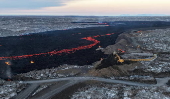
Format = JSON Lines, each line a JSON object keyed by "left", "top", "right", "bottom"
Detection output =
{"left": 0, "top": 0, "right": 170, "bottom": 16}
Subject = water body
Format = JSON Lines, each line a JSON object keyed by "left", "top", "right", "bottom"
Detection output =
{"left": 0, "top": 21, "right": 170, "bottom": 79}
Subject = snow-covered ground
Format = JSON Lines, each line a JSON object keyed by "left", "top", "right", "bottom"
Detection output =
{"left": 17, "top": 64, "right": 93, "bottom": 80}
{"left": 0, "top": 79, "right": 26, "bottom": 99}
{"left": 1, "top": 16, "right": 170, "bottom": 37}
{"left": 135, "top": 28, "right": 170, "bottom": 52}
{"left": 0, "top": 16, "right": 107, "bottom": 37}
{"left": 130, "top": 28, "right": 170, "bottom": 73}
{"left": 140, "top": 55, "right": 170, "bottom": 73}
{"left": 71, "top": 83, "right": 170, "bottom": 99}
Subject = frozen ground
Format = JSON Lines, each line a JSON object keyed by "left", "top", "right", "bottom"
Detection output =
{"left": 134, "top": 28, "right": 170, "bottom": 52}
{"left": 130, "top": 28, "right": 170, "bottom": 73}
{"left": 1, "top": 16, "right": 170, "bottom": 37}
{"left": 16, "top": 64, "right": 93, "bottom": 80}
{"left": 103, "top": 28, "right": 170, "bottom": 74}
{"left": 140, "top": 54, "right": 170, "bottom": 73}
{"left": 0, "top": 79, "right": 26, "bottom": 99}
{"left": 71, "top": 83, "right": 170, "bottom": 99}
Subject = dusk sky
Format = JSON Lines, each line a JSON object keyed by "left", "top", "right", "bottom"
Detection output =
{"left": 0, "top": 0, "right": 170, "bottom": 16}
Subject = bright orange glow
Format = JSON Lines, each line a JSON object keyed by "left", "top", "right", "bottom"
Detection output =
{"left": 5, "top": 62, "right": 11, "bottom": 65}
{"left": 106, "top": 34, "right": 111, "bottom": 35}
{"left": 137, "top": 31, "right": 142, "bottom": 33}
{"left": 0, "top": 33, "right": 115, "bottom": 60}
{"left": 98, "top": 23, "right": 107, "bottom": 25}
{"left": 30, "top": 61, "right": 35, "bottom": 64}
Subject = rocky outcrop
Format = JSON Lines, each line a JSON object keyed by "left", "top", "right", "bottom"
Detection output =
{"left": 102, "top": 33, "right": 135, "bottom": 54}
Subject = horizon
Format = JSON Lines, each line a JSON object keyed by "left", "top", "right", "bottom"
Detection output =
{"left": 0, "top": 15, "right": 170, "bottom": 17}
{"left": 0, "top": 0, "right": 170, "bottom": 16}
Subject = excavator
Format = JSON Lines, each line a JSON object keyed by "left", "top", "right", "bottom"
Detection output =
{"left": 113, "top": 51, "right": 157, "bottom": 63}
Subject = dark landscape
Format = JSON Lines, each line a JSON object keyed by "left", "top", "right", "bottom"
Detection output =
{"left": 1, "top": 0, "right": 170, "bottom": 98}
{"left": 0, "top": 16, "right": 170, "bottom": 99}
{"left": 1, "top": 21, "right": 170, "bottom": 78}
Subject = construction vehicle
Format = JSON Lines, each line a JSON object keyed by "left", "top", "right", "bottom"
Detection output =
{"left": 113, "top": 51, "right": 125, "bottom": 63}
{"left": 113, "top": 51, "right": 157, "bottom": 63}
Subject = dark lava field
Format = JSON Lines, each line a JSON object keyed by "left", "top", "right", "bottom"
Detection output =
{"left": 1, "top": 21, "right": 170, "bottom": 78}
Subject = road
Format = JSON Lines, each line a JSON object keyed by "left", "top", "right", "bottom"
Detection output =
{"left": 17, "top": 77, "right": 170, "bottom": 99}
{"left": 13, "top": 83, "right": 39, "bottom": 99}
{"left": 22, "top": 77, "right": 170, "bottom": 86}
{"left": 155, "top": 77, "right": 170, "bottom": 86}
{"left": 34, "top": 81, "right": 81, "bottom": 99}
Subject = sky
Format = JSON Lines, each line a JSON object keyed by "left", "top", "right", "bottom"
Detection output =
{"left": 0, "top": 0, "right": 170, "bottom": 16}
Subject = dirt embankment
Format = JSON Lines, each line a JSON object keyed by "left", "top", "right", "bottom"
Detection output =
{"left": 90, "top": 27, "right": 170, "bottom": 79}
{"left": 102, "top": 32, "right": 140, "bottom": 55}
{"left": 88, "top": 31, "right": 141, "bottom": 77}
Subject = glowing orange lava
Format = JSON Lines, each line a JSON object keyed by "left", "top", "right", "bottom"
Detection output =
{"left": 118, "top": 49, "right": 125, "bottom": 53}
{"left": 98, "top": 23, "right": 107, "bottom": 25}
{"left": 0, "top": 33, "right": 115, "bottom": 60}
{"left": 137, "top": 31, "right": 142, "bottom": 33}
{"left": 30, "top": 61, "right": 35, "bottom": 64}
{"left": 5, "top": 62, "right": 11, "bottom": 65}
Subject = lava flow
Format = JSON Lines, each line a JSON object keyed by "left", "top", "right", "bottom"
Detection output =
{"left": 0, "top": 33, "right": 114, "bottom": 60}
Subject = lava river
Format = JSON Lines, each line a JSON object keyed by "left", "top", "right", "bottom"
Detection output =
{"left": 0, "top": 33, "right": 114, "bottom": 60}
